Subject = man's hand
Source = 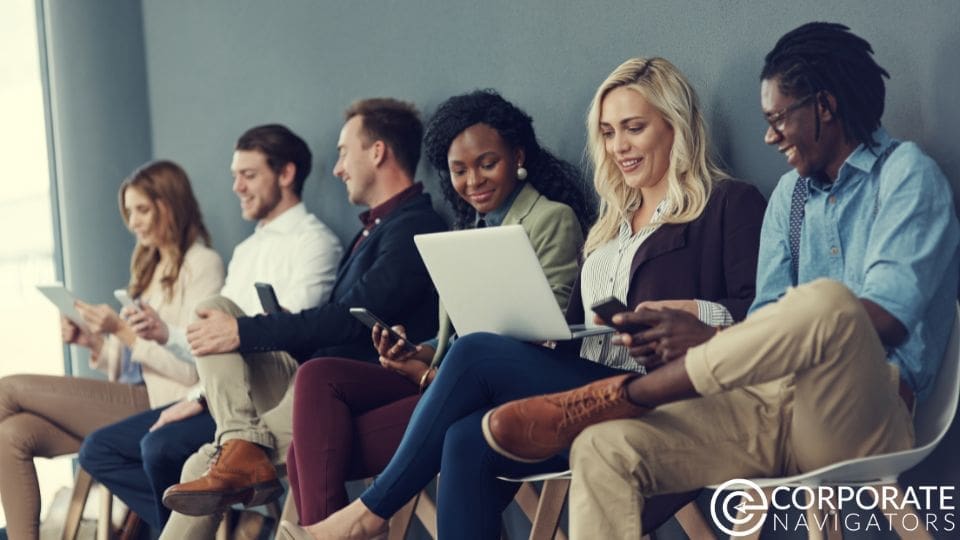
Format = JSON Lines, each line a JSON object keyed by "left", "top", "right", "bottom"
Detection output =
{"left": 187, "top": 308, "right": 240, "bottom": 356}
{"left": 125, "top": 301, "right": 169, "bottom": 344}
{"left": 150, "top": 398, "right": 204, "bottom": 432}
{"left": 606, "top": 307, "right": 717, "bottom": 369}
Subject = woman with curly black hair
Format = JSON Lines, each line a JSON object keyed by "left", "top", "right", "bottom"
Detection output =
{"left": 426, "top": 89, "right": 593, "bottom": 232}
{"left": 279, "top": 90, "right": 589, "bottom": 535}
{"left": 284, "top": 58, "right": 766, "bottom": 540}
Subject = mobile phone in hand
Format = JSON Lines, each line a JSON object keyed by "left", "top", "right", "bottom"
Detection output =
{"left": 113, "top": 289, "right": 140, "bottom": 311}
{"left": 349, "top": 308, "right": 417, "bottom": 353}
{"left": 591, "top": 297, "right": 648, "bottom": 332}
{"left": 255, "top": 282, "right": 281, "bottom": 314}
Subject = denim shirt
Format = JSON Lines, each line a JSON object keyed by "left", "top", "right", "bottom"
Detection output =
{"left": 751, "top": 128, "right": 960, "bottom": 401}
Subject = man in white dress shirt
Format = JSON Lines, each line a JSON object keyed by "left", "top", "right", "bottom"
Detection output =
{"left": 78, "top": 123, "right": 342, "bottom": 530}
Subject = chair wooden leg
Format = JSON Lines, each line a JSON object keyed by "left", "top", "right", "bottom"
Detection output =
{"left": 97, "top": 485, "right": 113, "bottom": 540}
{"left": 414, "top": 490, "right": 438, "bottom": 539}
{"left": 530, "top": 479, "right": 569, "bottom": 540}
{"left": 803, "top": 487, "right": 842, "bottom": 540}
{"left": 514, "top": 482, "right": 541, "bottom": 525}
{"left": 387, "top": 492, "right": 421, "bottom": 540}
{"left": 673, "top": 501, "right": 715, "bottom": 540}
{"left": 805, "top": 505, "right": 843, "bottom": 540}
{"left": 62, "top": 467, "right": 95, "bottom": 540}
{"left": 216, "top": 510, "right": 232, "bottom": 540}
{"left": 878, "top": 484, "right": 933, "bottom": 540}
{"left": 117, "top": 511, "right": 141, "bottom": 540}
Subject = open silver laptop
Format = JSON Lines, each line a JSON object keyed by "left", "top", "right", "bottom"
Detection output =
{"left": 414, "top": 225, "right": 612, "bottom": 341}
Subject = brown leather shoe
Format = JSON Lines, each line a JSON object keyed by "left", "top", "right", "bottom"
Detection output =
{"left": 162, "top": 439, "right": 283, "bottom": 516}
{"left": 482, "top": 374, "right": 647, "bottom": 463}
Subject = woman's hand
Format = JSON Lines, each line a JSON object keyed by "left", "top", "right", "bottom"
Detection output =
{"left": 372, "top": 324, "right": 434, "bottom": 364}
{"left": 60, "top": 316, "right": 103, "bottom": 350}
{"left": 75, "top": 300, "right": 125, "bottom": 335}
{"left": 380, "top": 356, "right": 432, "bottom": 385}
{"left": 125, "top": 301, "right": 169, "bottom": 344}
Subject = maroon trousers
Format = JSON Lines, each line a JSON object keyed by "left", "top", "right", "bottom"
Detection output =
{"left": 287, "top": 357, "right": 420, "bottom": 524}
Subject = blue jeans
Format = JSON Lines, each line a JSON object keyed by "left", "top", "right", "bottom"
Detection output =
{"left": 78, "top": 403, "right": 216, "bottom": 530}
{"left": 359, "top": 333, "right": 628, "bottom": 539}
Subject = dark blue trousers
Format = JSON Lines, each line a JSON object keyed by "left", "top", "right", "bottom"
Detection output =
{"left": 78, "top": 403, "right": 216, "bottom": 530}
{"left": 360, "top": 333, "right": 629, "bottom": 539}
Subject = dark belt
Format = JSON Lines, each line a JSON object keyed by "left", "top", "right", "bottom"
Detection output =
{"left": 899, "top": 378, "right": 915, "bottom": 413}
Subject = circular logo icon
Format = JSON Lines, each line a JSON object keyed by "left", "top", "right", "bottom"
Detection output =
{"left": 710, "top": 479, "right": 769, "bottom": 537}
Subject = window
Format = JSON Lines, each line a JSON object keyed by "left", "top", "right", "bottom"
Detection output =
{"left": 0, "top": 0, "right": 70, "bottom": 530}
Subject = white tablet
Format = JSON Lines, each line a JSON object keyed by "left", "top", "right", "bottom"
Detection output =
{"left": 36, "top": 283, "right": 90, "bottom": 332}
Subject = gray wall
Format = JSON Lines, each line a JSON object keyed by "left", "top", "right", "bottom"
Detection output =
{"left": 43, "top": 0, "right": 152, "bottom": 376}
{"left": 46, "top": 0, "right": 959, "bottom": 537}
{"left": 139, "top": 0, "right": 960, "bottom": 259}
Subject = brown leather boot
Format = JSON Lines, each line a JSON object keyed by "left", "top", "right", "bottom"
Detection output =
{"left": 162, "top": 439, "right": 283, "bottom": 516}
{"left": 482, "top": 373, "right": 648, "bottom": 463}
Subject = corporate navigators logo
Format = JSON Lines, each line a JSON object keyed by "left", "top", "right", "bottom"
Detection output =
{"left": 710, "top": 478, "right": 957, "bottom": 536}
{"left": 710, "top": 479, "right": 769, "bottom": 537}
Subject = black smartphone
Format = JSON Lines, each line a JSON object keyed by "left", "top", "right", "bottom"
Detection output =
{"left": 591, "top": 296, "right": 630, "bottom": 326}
{"left": 349, "top": 307, "right": 418, "bottom": 353}
{"left": 254, "top": 282, "right": 281, "bottom": 314}
{"left": 591, "top": 296, "right": 651, "bottom": 333}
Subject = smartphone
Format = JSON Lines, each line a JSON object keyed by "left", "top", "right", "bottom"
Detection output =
{"left": 113, "top": 289, "right": 139, "bottom": 310}
{"left": 255, "top": 282, "right": 281, "bottom": 314}
{"left": 349, "top": 307, "right": 417, "bottom": 353}
{"left": 591, "top": 296, "right": 650, "bottom": 333}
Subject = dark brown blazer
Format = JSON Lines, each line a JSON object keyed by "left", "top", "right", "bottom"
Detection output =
{"left": 565, "top": 179, "right": 767, "bottom": 327}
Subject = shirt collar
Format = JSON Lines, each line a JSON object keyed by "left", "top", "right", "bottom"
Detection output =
{"left": 620, "top": 197, "right": 669, "bottom": 237}
{"left": 843, "top": 127, "right": 894, "bottom": 175}
{"left": 359, "top": 182, "right": 424, "bottom": 227}
{"left": 256, "top": 202, "right": 308, "bottom": 234}
{"left": 478, "top": 183, "right": 523, "bottom": 227}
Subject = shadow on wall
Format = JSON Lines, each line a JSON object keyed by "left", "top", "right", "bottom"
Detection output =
{"left": 931, "top": 29, "right": 960, "bottom": 213}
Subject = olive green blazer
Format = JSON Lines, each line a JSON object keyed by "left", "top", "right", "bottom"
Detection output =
{"left": 431, "top": 182, "right": 584, "bottom": 364}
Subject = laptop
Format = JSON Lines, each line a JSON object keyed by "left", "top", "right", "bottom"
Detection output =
{"left": 414, "top": 225, "right": 613, "bottom": 341}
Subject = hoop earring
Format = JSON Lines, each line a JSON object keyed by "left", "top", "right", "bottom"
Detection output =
{"left": 516, "top": 166, "right": 528, "bottom": 181}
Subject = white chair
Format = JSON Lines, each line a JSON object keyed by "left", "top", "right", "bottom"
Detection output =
{"left": 500, "top": 304, "right": 960, "bottom": 540}
{"left": 715, "top": 303, "right": 960, "bottom": 540}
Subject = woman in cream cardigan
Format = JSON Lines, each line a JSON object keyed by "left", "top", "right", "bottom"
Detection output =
{"left": 0, "top": 160, "right": 224, "bottom": 539}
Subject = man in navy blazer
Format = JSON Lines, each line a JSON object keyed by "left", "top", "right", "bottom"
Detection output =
{"left": 159, "top": 98, "right": 447, "bottom": 537}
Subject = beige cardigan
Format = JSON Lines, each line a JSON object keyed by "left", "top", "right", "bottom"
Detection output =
{"left": 92, "top": 243, "right": 225, "bottom": 407}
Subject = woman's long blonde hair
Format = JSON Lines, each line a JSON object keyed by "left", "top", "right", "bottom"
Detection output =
{"left": 583, "top": 57, "right": 729, "bottom": 255}
{"left": 119, "top": 160, "right": 211, "bottom": 300}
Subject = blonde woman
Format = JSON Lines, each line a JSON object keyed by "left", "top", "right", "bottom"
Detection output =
{"left": 289, "top": 57, "right": 766, "bottom": 540}
{"left": 0, "top": 160, "right": 224, "bottom": 539}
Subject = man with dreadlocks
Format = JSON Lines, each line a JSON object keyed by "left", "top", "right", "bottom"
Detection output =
{"left": 480, "top": 22, "right": 960, "bottom": 538}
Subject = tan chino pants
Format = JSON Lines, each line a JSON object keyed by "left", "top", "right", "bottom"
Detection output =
{"left": 569, "top": 279, "right": 915, "bottom": 538}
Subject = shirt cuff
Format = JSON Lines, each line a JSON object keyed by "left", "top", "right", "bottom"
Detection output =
{"left": 695, "top": 300, "right": 734, "bottom": 327}
{"left": 186, "top": 385, "right": 205, "bottom": 401}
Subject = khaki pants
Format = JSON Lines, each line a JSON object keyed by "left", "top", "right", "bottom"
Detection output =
{"left": 0, "top": 374, "right": 150, "bottom": 540}
{"left": 569, "top": 279, "right": 915, "bottom": 539}
{"left": 160, "top": 295, "right": 297, "bottom": 540}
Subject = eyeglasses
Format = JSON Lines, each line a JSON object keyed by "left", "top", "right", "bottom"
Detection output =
{"left": 765, "top": 94, "right": 815, "bottom": 132}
